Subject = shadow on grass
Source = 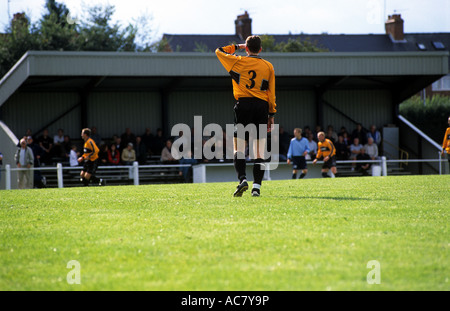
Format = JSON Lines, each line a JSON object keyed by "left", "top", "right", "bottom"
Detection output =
{"left": 288, "top": 196, "right": 387, "bottom": 201}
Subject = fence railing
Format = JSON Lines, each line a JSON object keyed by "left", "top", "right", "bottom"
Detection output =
{"left": 1, "top": 155, "right": 447, "bottom": 190}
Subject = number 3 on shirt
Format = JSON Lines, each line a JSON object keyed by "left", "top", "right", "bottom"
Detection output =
{"left": 246, "top": 70, "right": 256, "bottom": 89}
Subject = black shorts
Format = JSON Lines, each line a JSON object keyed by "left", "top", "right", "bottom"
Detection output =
{"left": 291, "top": 156, "right": 307, "bottom": 170}
{"left": 234, "top": 97, "right": 269, "bottom": 140}
{"left": 322, "top": 156, "right": 337, "bottom": 169}
{"left": 82, "top": 160, "right": 98, "bottom": 175}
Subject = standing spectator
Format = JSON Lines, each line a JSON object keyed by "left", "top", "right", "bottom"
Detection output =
{"left": 27, "top": 136, "right": 45, "bottom": 188}
{"left": 441, "top": 116, "right": 450, "bottom": 169}
{"left": 38, "top": 129, "right": 53, "bottom": 165}
{"left": 90, "top": 126, "right": 102, "bottom": 147}
{"left": 69, "top": 145, "right": 80, "bottom": 167}
{"left": 120, "top": 128, "right": 136, "bottom": 151}
{"left": 98, "top": 144, "right": 109, "bottom": 166}
{"left": 61, "top": 135, "right": 73, "bottom": 159}
{"left": 287, "top": 128, "right": 310, "bottom": 179}
{"left": 112, "top": 135, "right": 122, "bottom": 153}
{"left": 306, "top": 132, "right": 318, "bottom": 160}
{"left": 339, "top": 126, "right": 349, "bottom": 138}
{"left": 341, "top": 131, "right": 351, "bottom": 146}
{"left": 15, "top": 138, "right": 34, "bottom": 189}
{"left": 312, "top": 131, "right": 337, "bottom": 178}
{"left": 107, "top": 143, "right": 121, "bottom": 165}
{"left": 152, "top": 128, "right": 166, "bottom": 155}
{"left": 367, "top": 125, "right": 382, "bottom": 146}
{"left": 356, "top": 148, "right": 371, "bottom": 176}
{"left": 135, "top": 136, "right": 148, "bottom": 165}
{"left": 351, "top": 123, "right": 367, "bottom": 146}
{"left": 335, "top": 134, "right": 350, "bottom": 161}
{"left": 141, "top": 128, "right": 154, "bottom": 155}
{"left": 121, "top": 143, "right": 136, "bottom": 165}
{"left": 364, "top": 137, "right": 379, "bottom": 160}
{"left": 326, "top": 125, "right": 338, "bottom": 143}
{"left": 278, "top": 126, "right": 291, "bottom": 161}
{"left": 53, "top": 129, "right": 65, "bottom": 159}
{"left": 349, "top": 137, "right": 364, "bottom": 171}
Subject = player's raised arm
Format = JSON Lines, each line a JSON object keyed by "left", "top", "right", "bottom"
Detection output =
{"left": 215, "top": 44, "right": 241, "bottom": 73}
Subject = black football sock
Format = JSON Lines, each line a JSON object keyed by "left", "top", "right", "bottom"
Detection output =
{"left": 234, "top": 152, "right": 247, "bottom": 182}
{"left": 299, "top": 173, "right": 306, "bottom": 179}
{"left": 83, "top": 178, "right": 90, "bottom": 186}
{"left": 292, "top": 173, "right": 297, "bottom": 179}
{"left": 90, "top": 176, "right": 100, "bottom": 183}
{"left": 253, "top": 158, "right": 265, "bottom": 186}
{"left": 322, "top": 172, "right": 330, "bottom": 178}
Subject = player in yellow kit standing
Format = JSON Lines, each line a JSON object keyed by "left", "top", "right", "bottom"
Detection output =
{"left": 442, "top": 116, "right": 450, "bottom": 170}
{"left": 78, "top": 128, "right": 104, "bottom": 186}
{"left": 313, "top": 131, "right": 337, "bottom": 178}
{"left": 216, "top": 35, "right": 276, "bottom": 197}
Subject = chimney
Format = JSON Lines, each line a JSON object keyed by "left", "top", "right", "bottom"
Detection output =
{"left": 235, "top": 11, "right": 252, "bottom": 41}
{"left": 385, "top": 14, "right": 405, "bottom": 41}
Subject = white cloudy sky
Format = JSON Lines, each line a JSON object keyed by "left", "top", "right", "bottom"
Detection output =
{"left": 1, "top": 0, "right": 449, "bottom": 39}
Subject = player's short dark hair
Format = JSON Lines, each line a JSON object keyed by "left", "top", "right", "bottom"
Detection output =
{"left": 246, "top": 35, "right": 262, "bottom": 54}
{"left": 82, "top": 128, "right": 91, "bottom": 137}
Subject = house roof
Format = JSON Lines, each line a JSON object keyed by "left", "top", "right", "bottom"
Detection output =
{"left": 163, "top": 32, "right": 450, "bottom": 55}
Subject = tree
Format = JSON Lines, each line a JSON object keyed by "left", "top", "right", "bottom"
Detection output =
{"left": 0, "top": 13, "right": 39, "bottom": 77}
{"left": 259, "top": 35, "right": 328, "bottom": 52}
{"left": 78, "top": 4, "right": 137, "bottom": 52}
{"left": 38, "top": 0, "right": 79, "bottom": 51}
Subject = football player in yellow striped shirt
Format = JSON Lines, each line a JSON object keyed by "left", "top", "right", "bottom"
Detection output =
{"left": 216, "top": 35, "right": 276, "bottom": 197}
{"left": 78, "top": 128, "right": 104, "bottom": 186}
{"left": 313, "top": 131, "right": 338, "bottom": 178}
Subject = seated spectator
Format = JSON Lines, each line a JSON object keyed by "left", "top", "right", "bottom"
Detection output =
{"left": 349, "top": 137, "right": 363, "bottom": 171}
{"left": 107, "top": 143, "right": 121, "bottom": 165}
{"left": 335, "top": 135, "right": 349, "bottom": 161}
{"left": 98, "top": 144, "right": 109, "bottom": 166}
{"left": 161, "top": 139, "right": 177, "bottom": 164}
{"left": 135, "top": 136, "right": 148, "bottom": 165}
{"left": 367, "top": 125, "right": 382, "bottom": 146}
{"left": 112, "top": 135, "right": 122, "bottom": 153}
{"left": 121, "top": 142, "right": 136, "bottom": 165}
{"left": 356, "top": 148, "right": 371, "bottom": 176}
{"left": 339, "top": 126, "right": 349, "bottom": 138}
{"left": 37, "top": 129, "right": 53, "bottom": 165}
{"left": 69, "top": 145, "right": 80, "bottom": 167}
{"left": 306, "top": 132, "right": 317, "bottom": 160}
{"left": 364, "top": 137, "right": 379, "bottom": 160}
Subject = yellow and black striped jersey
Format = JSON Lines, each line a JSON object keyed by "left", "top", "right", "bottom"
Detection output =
{"left": 443, "top": 127, "right": 450, "bottom": 153}
{"left": 316, "top": 139, "right": 336, "bottom": 159}
{"left": 82, "top": 138, "right": 99, "bottom": 162}
{"left": 216, "top": 44, "right": 276, "bottom": 115}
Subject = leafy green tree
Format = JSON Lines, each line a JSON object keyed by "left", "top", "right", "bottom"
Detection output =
{"left": 38, "top": 0, "right": 79, "bottom": 51}
{"left": 78, "top": 4, "right": 137, "bottom": 51}
{"left": 259, "top": 35, "right": 328, "bottom": 52}
{"left": 0, "top": 13, "right": 39, "bottom": 77}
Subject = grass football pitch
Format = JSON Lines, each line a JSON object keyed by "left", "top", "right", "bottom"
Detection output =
{"left": 0, "top": 175, "right": 448, "bottom": 291}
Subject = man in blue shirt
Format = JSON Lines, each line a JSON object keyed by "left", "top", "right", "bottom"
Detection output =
{"left": 287, "top": 128, "right": 310, "bottom": 179}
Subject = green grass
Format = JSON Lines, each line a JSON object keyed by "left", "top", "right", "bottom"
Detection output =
{"left": 0, "top": 175, "right": 449, "bottom": 291}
